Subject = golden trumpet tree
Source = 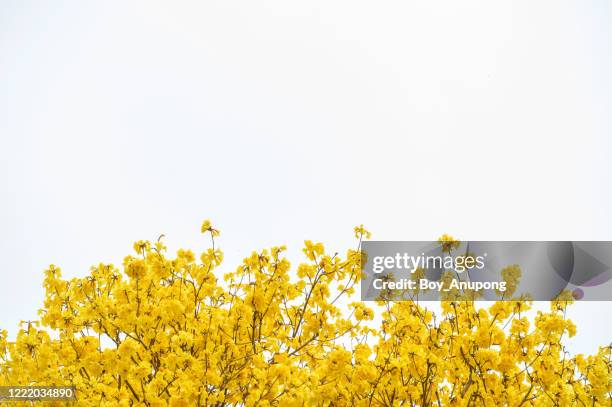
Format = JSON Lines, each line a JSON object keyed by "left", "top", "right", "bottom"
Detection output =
{"left": 0, "top": 222, "right": 610, "bottom": 406}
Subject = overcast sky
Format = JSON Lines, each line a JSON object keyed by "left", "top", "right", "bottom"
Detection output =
{"left": 1, "top": 1, "right": 611, "bottom": 354}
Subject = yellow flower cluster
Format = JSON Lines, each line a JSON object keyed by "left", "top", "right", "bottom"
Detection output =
{"left": 0, "top": 222, "right": 609, "bottom": 406}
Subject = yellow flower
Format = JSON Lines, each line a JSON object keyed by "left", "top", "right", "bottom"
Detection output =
{"left": 200, "top": 219, "right": 220, "bottom": 236}
{"left": 353, "top": 224, "right": 372, "bottom": 239}
{"left": 437, "top": 233, "right": 460, "bottom": 252}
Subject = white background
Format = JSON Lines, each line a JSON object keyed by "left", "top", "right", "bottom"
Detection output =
{"left": 1, "top": 1, "right": 611, "bottom": 354}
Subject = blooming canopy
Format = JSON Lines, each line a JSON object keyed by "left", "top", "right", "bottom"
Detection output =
{"left": 0, "top": 222, "right": 610, "bottom": 406}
